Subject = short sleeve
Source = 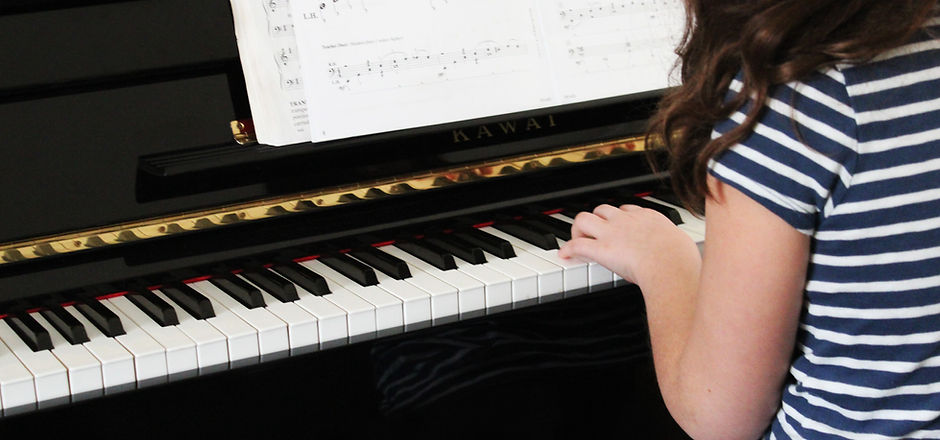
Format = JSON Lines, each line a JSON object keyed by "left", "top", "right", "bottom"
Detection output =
{"left": 708, "top": 69, "right": 859, "bottom": 235}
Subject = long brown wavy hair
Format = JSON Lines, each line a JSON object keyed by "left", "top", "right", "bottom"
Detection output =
{"left": 647, "top": 0, "right": 938, "bottom": 215}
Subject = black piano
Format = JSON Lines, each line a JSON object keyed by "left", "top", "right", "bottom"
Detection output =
{"left": 0, "top": 1, "right": 693, "bottom": 438}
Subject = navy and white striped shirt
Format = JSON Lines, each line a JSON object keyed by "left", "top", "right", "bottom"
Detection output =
{"left": 709, "top": 17, "right": 940, "bottom": 440}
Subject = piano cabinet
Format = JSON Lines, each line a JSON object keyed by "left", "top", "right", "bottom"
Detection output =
{"left": 0, "top": 0, "right": 692, "bottom": 438}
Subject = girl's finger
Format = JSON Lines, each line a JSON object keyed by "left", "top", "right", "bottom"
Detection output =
{"left": 557, "top": 236, "right": 600, "bottom": 262}
{"left": 592, "top": 203, "right": 622, "bottom": 220}
{"left": 570, "top": 211, "right": 609, "bottom": 240}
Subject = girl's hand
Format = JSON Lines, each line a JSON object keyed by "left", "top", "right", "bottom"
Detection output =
{"left": 557, "top": 203, "right": 701, "bottom": 290}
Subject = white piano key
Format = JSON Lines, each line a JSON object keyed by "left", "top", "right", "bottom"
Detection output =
{"left": 108, "top": 296, "right": 198, "bottom": 377}
{"left": 63, "top": 305, "right": 135, "bottom": 393}
{"left": 480, "top": 226, "right": 589, "bottom": 297}
{"left": 192, "top": 279, "right": 289, "bottom": 358}
{"left": 347, "top": 252, "right": 432, "bottom": 330}
{"left": 0, "top": 320, "right": 69, "bottom": 406}
{"left": 31, "top": 312, "right": 103, "bottom": 400}
{"left": 296, "top": 260, "right": 376, "bottom": 342}
{"left": 290, "top": 284, "right": 349, "bottom": 349}
{"left": 184, "top": 281, "right": 260, "bottom": 365}
{"left": 376, "top": 247, "right": 460, "bottom": 325}
{"left": 578, "top": 251, "right": 615, "bottom": 291}
{"left": 254, "top": 287, "right": 320, "bottom": 352}
{"left": 489, "top": 235, "right": 565, "bottom": 299}
{"left": 303, "top": 260, "right": 403, "bottom": 337}
{"left": 644, "top": 196, "right": 706, "bottom": 243}
{"left": 97, "top": 300, "right": 167, "bottom": 386}
{"left": 451, "top": 255, "right": 514, "bottom": 313}
{"left": 384, "top": 245, "right": 487, "bottom": 319}
{"left": 0, "top": 333, "right": 36, "bottom": 413}
{"left": 473, "top": 250, "right": 540, "bottom": 308}
{"left": 550, "top": 213, "right": 615, "bottom": 292}
{"left": 152, "top": 289, "right": 229, "bottom": 371}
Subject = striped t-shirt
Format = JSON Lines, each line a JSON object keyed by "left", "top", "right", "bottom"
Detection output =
{"left": 708, "top": 17, "right": 940, "bottom": 440}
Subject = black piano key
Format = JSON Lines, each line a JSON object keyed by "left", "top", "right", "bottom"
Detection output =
{"left": 492, "top": 222, "right": 559, "bottom": 251}
{"left": 242, "top": 268, "right": 299, "bottom": 303}
{"left": 320, "top": 254, "right": 379, "bottom": 287}
{"left": 424, "top": 234, "right": 487, "bottom": 264}
{"left": 126, "top": 290, "right": 179, "bottom": 327}
{"left": 521, "top": 214, "right": 573, "bottom": 241}
{"left": 162, "top": 283, "right": 215, "bottom": 320}
{"left": 396, "top": 240, "right": 458, "bottom": 271}
{"left": 560, "top": 207, "right": 581, "bottom": 219}
{"left": 75, "top": 298, "right": 125, "bottom": 337}
{"left": 618, "top": 195, "right": 683, "bottom": 225}
{"left": 649, "top": 187, "right": 684, "bottom": 208}
{"left": 556, "top": 193, "right": 678, "bottom": 226}
{"left": 5, "top": 314, "right": 53, "bottom": 352}
{"left": 209, "top": 274, "right": 266, "bottom": 308}
{"left": 40, "top": 305, "right": 89, "bottom": 345}
{"left": 562, "top": 192, "right": 622, "bottom": 215}
{"left": 492, "top": 212, "right": 566, "bottom": 241}
{"left": 558, "top": 199, "right": 593, "bottom": 219}
{"left": 269, "top": 262, "right": 331, "bottom": 296}
{"left": 349, "top": 247, "right": 411, "bottom": 280}
{"left": 453, "top": 228, "right": 516, "bottom": 259}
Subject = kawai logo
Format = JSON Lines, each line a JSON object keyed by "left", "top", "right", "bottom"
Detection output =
{"left": 452, "top": 114, "right": 558, "bottom": 144}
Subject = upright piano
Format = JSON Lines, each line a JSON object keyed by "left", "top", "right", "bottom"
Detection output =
{"left": 0, "top": 1, "right": 697, "bottom": 438}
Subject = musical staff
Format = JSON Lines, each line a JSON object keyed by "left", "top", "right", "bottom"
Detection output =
{"left": 326, "top": 42, "right": 528, "bottom": 91}
{"left": 559, "top": 2, "right": 630, "bottom": 29}
{"left": 558, "top": 0, "right": 679, "bottom": 30}
{"left": 565, "top": 37, "right": 668, "bottom": 74}
{"left": 263, "top": 0, "right": 296, "bottom": 37}
{"left": 300, "top": 0, "right": 453, "bottom": 23}
{"left": 547, "top": 0, "right": 683, "bottom": 78}
{"left": 275, "top": 46, "right": 304, "bottom": 90}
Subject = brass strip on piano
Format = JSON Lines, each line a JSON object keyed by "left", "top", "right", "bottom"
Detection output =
{"left": 0, "top": 136, "right": 647, "bottom": 265}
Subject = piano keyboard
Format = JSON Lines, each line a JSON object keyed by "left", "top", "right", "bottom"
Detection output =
{"left": 0, "top": 193, "right": 704, "bottom": 416}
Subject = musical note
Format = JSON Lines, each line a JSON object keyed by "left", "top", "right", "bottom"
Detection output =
{"left": 429, "top": 0, "right": 449, "bottom": 10}
{"left": 264, "top": 0, "right": 283, "bottom": 14}
{"left": 300, "top": 0, "right": 368, "bottom": 22}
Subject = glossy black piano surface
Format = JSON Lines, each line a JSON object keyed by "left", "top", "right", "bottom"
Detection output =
{"left": 0, "top": 1, "right": 691, "bottom": 438}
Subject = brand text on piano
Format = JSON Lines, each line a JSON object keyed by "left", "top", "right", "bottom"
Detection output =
{"left": 452, "top": 114, "right": 558, "bottom": 144}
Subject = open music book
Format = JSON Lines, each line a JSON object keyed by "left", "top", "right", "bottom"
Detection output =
{"left": 230, "top": 0, "right": 685, "bottom": 146}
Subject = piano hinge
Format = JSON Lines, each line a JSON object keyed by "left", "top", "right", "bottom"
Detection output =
{"left": 230, "top": 119, "right": 257, "bottom": 146}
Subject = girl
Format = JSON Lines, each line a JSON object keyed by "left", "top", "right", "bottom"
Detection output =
{"left": 558, "top": 1, "right": 940, "bottom": 439}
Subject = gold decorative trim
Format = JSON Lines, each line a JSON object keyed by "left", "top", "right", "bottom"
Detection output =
{"left": 0, "top": 136, "right": 646, "bottom": 265}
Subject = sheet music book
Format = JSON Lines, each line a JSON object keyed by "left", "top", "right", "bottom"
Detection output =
{"left": 230, "top": 0, "right": 684, "bottom": 146}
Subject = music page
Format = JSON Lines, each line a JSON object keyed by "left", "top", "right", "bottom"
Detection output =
{"left": 544, "top": 0, "right": 684, "bottom": 103}
{"left": 290, "top": 0, "right": 555, "bottom": 142}
{"left": 231, "top": 0, "right": 684, "bottom": 145}
{"left": 230, "top": 0, "right": 310, "bottom": 146}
